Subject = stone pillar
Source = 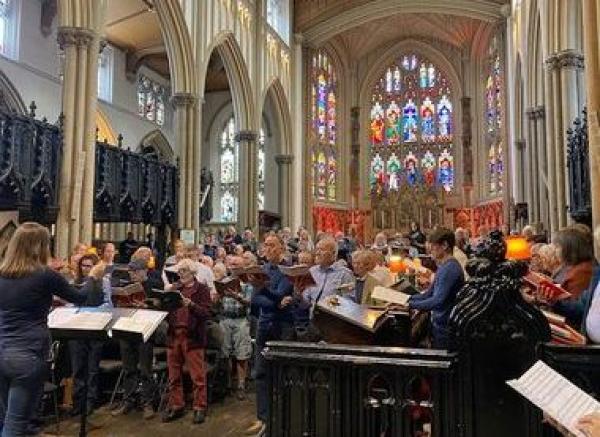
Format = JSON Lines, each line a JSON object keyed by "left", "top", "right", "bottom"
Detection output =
{"left": 55, "top": 26, "right": 102, "bottom": 258}
{"left": 583, "top": 0, "right": 600, "bottom": 254}
{"left": 535, "top": 106, "right": 549, "bottom": 229}
{"left": 236, "top": 130, "right": 259, "bottom": 231}
{"left": 515, "top": 140, "right": 526, "bottom": 203}
{"left": 526, "top": 108, "right": 539, "bottom": 224}
{"left": 172, "top": 93, "right": 200, "bottom": 234}
{"left": 275, "top": 154, "right": 294, "bottom": 227}
{"left": 543, "top": 57, "right": 559, "bottom": 235}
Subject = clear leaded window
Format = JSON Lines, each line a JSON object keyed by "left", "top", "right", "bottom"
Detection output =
{"left": 0, "top": 0, "right": 14, "bottom": 57}
{"left": 219, "top": 117, "right": 239, "bottom": 222}
{"left": 97, "top": 44, "right": 114, "bottom": 102}
{"left": 137, "top": 75, "right": 166, "bottom": 126}
{"left": 266, "top": 0, "right": 290, "bottom": 43}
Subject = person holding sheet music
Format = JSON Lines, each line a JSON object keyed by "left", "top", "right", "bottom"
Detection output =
{"left": 111, "top": 257, "right": 161, "bottom": 420}
{"left": 162, "top": 259, "right": 211, "bottom": 425}
{"left": 245, "top": 235, "right": 295, "bottom": 436}
{"left": 0, "top": 222, "right": 88, "bottom": 437}
{"left": 407, "top": 227, "right": 464, "bottom": 349}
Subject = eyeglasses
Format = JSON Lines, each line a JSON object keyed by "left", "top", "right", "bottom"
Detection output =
{"left": 81, "top": 263, "right": 94, "bottom": 268}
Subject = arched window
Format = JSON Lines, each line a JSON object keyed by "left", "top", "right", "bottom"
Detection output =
{"left": 369, "top": 53, "right": 454, "bottom": 194}
{"left": 485, "top": 35, "right": 504, "bottom": 195}
{"left": 137, "top": 74, "right": 166, "bottom": 126}
{"left": 219, "top": 117, "right": 239, "bottom": 222}
{"left": 0, "top": 0, "right": 17, "bottom": 58}
{"left": 310, "top": 49, "right": 338, "bottom": 201}
{"left": 258, "top": 128, "right": 265, "bottom": 210}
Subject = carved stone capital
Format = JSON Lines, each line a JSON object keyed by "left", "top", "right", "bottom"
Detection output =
{"left": 556, "top": 49, "right": 585, "bottom": 69}
{"left": 544, "top": 54, "right": 559, "bottom": 71}
{"left": 99, "top": 38, "right": 108, "bottom": 54}
{"left": 57, "top": 27, "right": 95, "bottom": 49}
{"left": 235, "top": 130, "right": 258, "bottom": 142}
{"left": 171, "top": 93, "right": 198, "bottom": 108}
{"left": 500, "top": 3, "right": 512, "bottom": 18}
{"left": 275, "top": 154, "right": 294, "bottom": 165}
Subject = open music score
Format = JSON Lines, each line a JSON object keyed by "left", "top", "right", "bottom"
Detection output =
{"left": 279, "top": 264, "right": 316, "bottom": 289}
{"left": 112, "top": 282, "right": 146, "bottom": 307}
{"left": 230, "top": 265, "right": 270, "bottom": 285}
{"left": 523, "top": 271, "right": 572, "bottom": 301}
{"left": 541, "top": 310, "right": 586, "bottom": 345}
{"left": 215, "top": 276, "right": 242, "bottom": 295}
{"left": 371, "top": 286, "right": 411, "bottom": 306}
{"left": 507, "top": 360, "right": 600, "bottom": 437}
{"left": 110, "top": 309, "right": 167, "bottom": 343}
{"left": 48, "top": 308, "right": 112, "bottom": 332}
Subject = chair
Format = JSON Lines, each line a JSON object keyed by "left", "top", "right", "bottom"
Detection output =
{"left": 40, "top": 341, "right": 61, "bottom": 434}
{"left": 99, "top": 359, "right": 123, "bottom": 409}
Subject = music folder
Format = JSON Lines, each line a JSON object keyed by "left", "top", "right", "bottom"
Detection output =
{"left": 230, "top": 265, "right": 270, "bottom": 285}
{"left": 279, "top": 264, "right": 316, "bottom": 289}
{"left": 315, "top": 295, "right": 388, "bottom": 333}
{"left": 215, "top": 276, "right": 242, "bottom": 295}
{"left": 109, "top": 308, "right": 168, "bottom": 343}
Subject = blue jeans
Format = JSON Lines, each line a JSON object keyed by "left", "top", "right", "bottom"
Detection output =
{"left": 0, "top": 349, "right": 46, "bottom": 437}
{"left": 255, "top": 321, "right": 294, "bottom": 423}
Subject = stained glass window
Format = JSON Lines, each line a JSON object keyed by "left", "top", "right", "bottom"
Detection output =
{"left": 258, "top": 128, "right": 265, "bottom": 210}
{"left": 485, "top": 35, "right": 504, "bottom": 195}
{"left": 369, "top": 53, "right": 454, "bottom": 194}
{"left": 219, "top": 117, "right": 239, "bottom": 222}
{"left": 137, "top": 75, "right": 166, "bottom": 126}
{"left": 310, "top": 50, "right": 338, "bottom": 201}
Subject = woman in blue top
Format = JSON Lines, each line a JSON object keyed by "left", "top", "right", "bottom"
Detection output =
{"left": 0, "top": 222, "right": 87, "bottom": 436}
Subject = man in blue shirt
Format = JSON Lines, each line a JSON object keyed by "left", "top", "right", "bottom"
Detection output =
{"left": 409, "top": 227, "right": 464, "bottom": 349}
{"left": 246, "top": 235, "right": 294, "bottom": 436}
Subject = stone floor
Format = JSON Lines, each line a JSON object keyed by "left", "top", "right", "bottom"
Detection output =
{"left": 41, "top": 394, "right": 257, "bottom": 437}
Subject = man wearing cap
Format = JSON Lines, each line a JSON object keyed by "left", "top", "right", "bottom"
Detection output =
{"left": 112, "top": 256, "right": 162, "bottom": 420}
{"left": 162, "top": 259, "right": 211, "bottom": 425}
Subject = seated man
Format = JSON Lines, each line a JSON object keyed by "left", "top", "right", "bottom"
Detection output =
{"left": 408, "top": 227, "right": 464, "bottom": 349}
{"left": 351, "top": 250, "right": 392, "bottom": 305}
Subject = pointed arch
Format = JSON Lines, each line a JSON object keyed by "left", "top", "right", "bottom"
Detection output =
{"left": 139, "top": 129, "right": 174, "bottom": 162}
{"left": 202, "top": 33, "right": 254, "bottom": 132}
{"left": 0, "top": 70, "right": 26, "bottom": 115}
{"left": 260, "top": 78, "right": 292, "bottom": 155}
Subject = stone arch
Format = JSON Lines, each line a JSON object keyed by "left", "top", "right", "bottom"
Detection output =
{"left": 139, "top": 129, "right": 175, "bottom": 162}
{"left": 202, "top": 33, "right": 254, "bottom": 132}
{"left": 260, "top": 78, "right": 292, "bottom": 155}
{"left": 0, "top": 70, "right": 26, "bottom": 114}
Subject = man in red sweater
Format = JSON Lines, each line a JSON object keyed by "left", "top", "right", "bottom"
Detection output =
{"left": 162, "top": 259, "right": 212, "bottom": 425}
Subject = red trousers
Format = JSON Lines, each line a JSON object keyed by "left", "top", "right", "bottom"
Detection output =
{"left": 167, "top": 329, "right": 207, "bottom": 411}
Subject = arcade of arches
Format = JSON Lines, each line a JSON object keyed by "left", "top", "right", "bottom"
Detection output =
{"left": 2, "top": 0, "right": 600, "bottom": 252}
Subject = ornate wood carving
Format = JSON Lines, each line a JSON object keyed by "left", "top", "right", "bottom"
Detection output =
{"left": 449, "top": 230, "right": 551, "bottom": 437}
{"left": 566, "top": 108, "right": 591, "bottom": 225}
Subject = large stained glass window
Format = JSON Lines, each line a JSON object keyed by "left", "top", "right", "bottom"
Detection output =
{"left": 485, "top": 35, "right": 504, "bottom": 195}
{"left": 258, "top": 128, "right": 265, "bottom": 210}
{"left": 310, "top": 49, "right": 337, "bottom": 201}
{"left": 137, "top": 75, "right": 166, "bottom": 126}
{"left": 369, "top": 53, "right": 454, "bottom": 195}
{"left": 219, "top": 117, "right": 239, "bottom": 222}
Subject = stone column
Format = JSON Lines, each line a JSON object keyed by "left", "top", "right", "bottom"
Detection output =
{"left": 172, "top": 93, "right": 200, "bottom": 234}
{"left": 275, "top": 154, "right": 294, "bottom": 227}
{"left": 543, "top": 56, "right": 559, "bottom": 235}
{"left": 535, "top": 106, "right": 549, "bottom": 228}
{"left": 583, "top": 0, "right": 600, "bottom": 254}
{"left": 515, "top": 140, "right": 526, "bottom": 203}
{"left": 55, "top": 26, "right": 102, "bottom": 258}
{"left": 526, "top": 108, "right": 539, "bottom": 224}
{"left": 236, "top": 130, "right": 259, "bottom": 231}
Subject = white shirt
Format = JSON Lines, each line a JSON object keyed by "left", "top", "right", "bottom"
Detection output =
{"left": 586, "top": 281, "right": 600, "bottom": 343}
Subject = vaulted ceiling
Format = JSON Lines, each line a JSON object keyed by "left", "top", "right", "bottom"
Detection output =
{"left": 334, "top": 13, "right": 486, "bottom": 60}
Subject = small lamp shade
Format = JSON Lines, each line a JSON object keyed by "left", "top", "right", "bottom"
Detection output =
{"left": 389, "top": 255, "right": 406, "bottom": 274}
{"left": 505, "top": 236, "right": 531, "bottom": 260}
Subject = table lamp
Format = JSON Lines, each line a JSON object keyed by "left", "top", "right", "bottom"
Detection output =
{"left": 505, "top": 236, "right": 531, "bottom": 260}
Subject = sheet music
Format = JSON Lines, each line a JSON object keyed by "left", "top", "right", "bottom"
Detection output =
{"left": 110, "top": 309, "right": 167, "bottom": 342}
{"left": 48, "top": 307, "right": 112, "bottom": 331}
{"left": 507, "top": 360, "right": 600, "bottom": 436}
{"left": 371, "top": 286, "right": 410, "bottom": 306}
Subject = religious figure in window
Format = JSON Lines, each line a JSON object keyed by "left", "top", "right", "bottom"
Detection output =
{"left": 402, "top": 99, "right": 418, "bottom": 143}
{"left": 419, "top": 64, "right": 428, "bottom": 88}
{"left": 327, "top": 91, "right": 336, "bottom": 145}
{"left": 421, "top": 98, "right": 435, "bottom": 142}
{"left": 393, "top": 67, "right": 401, "bottom": 92}
{"left": 387, "top": 153, "right": 401, "bottom": 191}
{"left": 327, "top": 152, "right": 337, "bottom": 200}
{"left": 370, "top": 102, "right": 385, "bottom": 145}
{"left": 386, "top": 101, "right": 401, "bottom": 145}
{"left": 404, "top": 152, "right": 419, "bottom": 186}
{"left": 317, "top": 151, "right": 327, "bottom": 199}
{"left": 438, "top": 150, "right": 454, "bottom": 192}
{"left": 422, "top": 151, "right": 436, "bottom": 187}
{"left": 438, "top": 96, "right": 452, "bottom": 140}
{"left": 370, "top": 153, "right": 386, "bottom": 194}
{"left": 385, "top": 68, "right": 393, "bottom": 93}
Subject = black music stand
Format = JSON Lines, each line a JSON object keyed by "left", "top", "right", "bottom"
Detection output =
{"left": 49, "top": 307, "right": 167, "bottom": 437}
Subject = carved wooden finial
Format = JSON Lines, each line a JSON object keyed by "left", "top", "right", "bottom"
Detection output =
{"left": 117, "top": 133, "right": 123, "bottom": 148}
{"left": 29, "top": 101, "right": 37, "bottom": 118}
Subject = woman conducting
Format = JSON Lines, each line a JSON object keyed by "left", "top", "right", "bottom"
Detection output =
{"left": 0, "top": 223, "right": 87, "bottom": 436}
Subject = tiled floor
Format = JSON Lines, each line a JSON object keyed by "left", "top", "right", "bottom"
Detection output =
{"left": 42, "top": 394, "right": 257, "bottom": 437}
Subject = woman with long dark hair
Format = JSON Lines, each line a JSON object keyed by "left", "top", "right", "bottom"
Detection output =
{"left": 0, "top": 222, "right": 86, "bottom": 436}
